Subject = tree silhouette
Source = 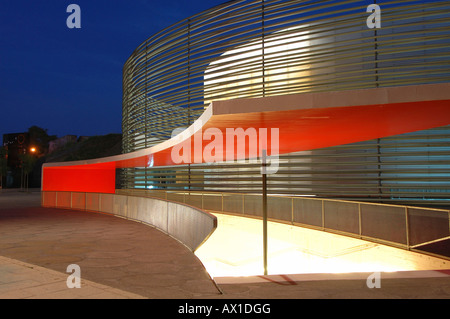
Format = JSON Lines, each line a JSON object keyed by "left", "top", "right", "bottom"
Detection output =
{"left": 28, "top": 125, "right": 56, "bottom": 155}
{"left": 19, "top": 153, "right": 36, "bottom": 192}
{"left": 0, "top": 147, "right": 7, "bottom": 191}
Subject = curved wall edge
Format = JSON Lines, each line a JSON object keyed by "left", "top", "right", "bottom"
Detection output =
{"left": 41, "top": 191, "right": 217, "bottom": 252}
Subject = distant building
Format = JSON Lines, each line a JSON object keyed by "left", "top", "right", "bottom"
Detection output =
{"left": 2, "top": 132, "right": 30, "bottom": 169}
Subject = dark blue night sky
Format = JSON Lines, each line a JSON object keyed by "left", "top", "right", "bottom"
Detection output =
{"left": 0, "top": 0, "right": 225, "bottom": 140}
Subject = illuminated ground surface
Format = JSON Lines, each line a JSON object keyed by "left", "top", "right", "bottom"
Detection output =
{"left": 195, "top": 213, "right": 450, "bottom": 278}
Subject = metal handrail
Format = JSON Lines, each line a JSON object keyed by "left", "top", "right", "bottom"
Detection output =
{"left": 117, "top": 188, "right": 450, "bottom": 260}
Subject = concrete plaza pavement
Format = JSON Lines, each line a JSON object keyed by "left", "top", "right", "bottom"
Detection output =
{"left": 0, "top": 189, "right": 219, "bottom": 299}
{"left": 1, "top": 189, "right": 450, "bottom": 299}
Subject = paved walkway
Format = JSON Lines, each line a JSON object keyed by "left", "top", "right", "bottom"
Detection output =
{"left": 1, "top": 189, "right": 450, "bottom": 299}
{"left": 0, "top": 255, "right": 146, "bottom": 299}
{"left": 0, "top": 190, "right": 219, "bottom": 299}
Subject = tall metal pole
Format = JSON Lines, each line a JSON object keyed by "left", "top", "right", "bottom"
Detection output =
{"left": 374, "top": 0, "right": 379, "bottom": 88}
{"left": 261, "top": 0, "right": 268, "bottom": 277}
{"left": 187, "top": 19, "right": 192, "bottom": 191}
{"left": 261, "top": 0, "right": 265, "bottom": 98}
{"left": 262, "top": 149, "right": 268, "bottom": 276}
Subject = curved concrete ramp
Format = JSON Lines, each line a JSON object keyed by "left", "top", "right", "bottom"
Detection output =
{"left": 0, "top": 192, "right": 220, "bottom": 298}
{"left": 2, "top": 191, "right": 450, "bottom": 299}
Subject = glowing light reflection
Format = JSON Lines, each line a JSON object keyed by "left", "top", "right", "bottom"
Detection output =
{"left": 204, "top": 27, "right": 311, "bottom": 104}
{"left": 195, "top": 213, "right": 450, "bottom": 278}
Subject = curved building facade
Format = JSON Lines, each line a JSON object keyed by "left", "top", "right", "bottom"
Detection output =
{"left": 121, "top": 0, "right": 450, "bottom": 205}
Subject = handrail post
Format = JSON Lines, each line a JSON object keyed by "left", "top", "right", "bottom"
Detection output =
{"left": 358, "top": 203, "right": 362, "bottom": 238}
{"left": 291, "top": 197, "right": 294, "bottom": 225}
{"left": 262, "top": 150, "right": 268, "bottom": 276}
{"left": 321, "top": 199, "right": 325, "bottom": 230}
{"left": 405, "top": 207, "right": 410, "bottom": 249}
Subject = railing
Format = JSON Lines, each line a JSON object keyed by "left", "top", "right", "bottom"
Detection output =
{"left": 117, "top": 189, "right": 450, "bottom": 259}
{"left": 41, "top": 191, "right": 217, "bottom": 252}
